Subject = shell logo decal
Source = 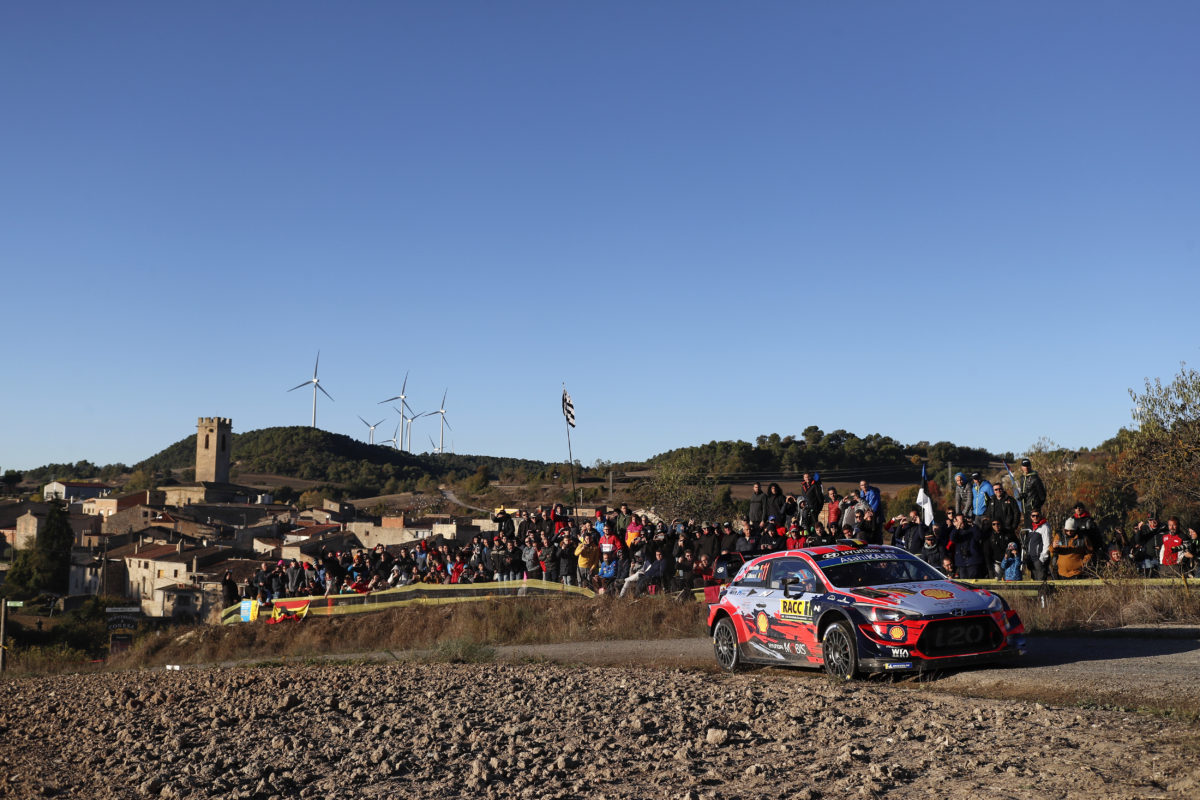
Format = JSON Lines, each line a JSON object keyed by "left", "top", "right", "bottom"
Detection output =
{"left": 921, "top": 588, "right": 955, "bottom": 600}
{"left": 888, "top": 625, "right": 906, "bottom": 641}
{"left": 756, "top": 612, "right": 770, "bottom": 634}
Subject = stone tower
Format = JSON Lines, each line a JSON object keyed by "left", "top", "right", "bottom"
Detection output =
{"left": 195, "top": 417, "right": 232, "bottom": 483}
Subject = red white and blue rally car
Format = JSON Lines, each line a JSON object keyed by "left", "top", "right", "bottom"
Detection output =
{"left": 707, "top": 542, "right": 1025, "bottom": 678}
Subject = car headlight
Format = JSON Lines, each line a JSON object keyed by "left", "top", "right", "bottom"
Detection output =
{"left": 984, "top": 593, "right": 1004, "bottom": 613}
{"left": 858, "top": 604, "right": 916, "bottom": 622}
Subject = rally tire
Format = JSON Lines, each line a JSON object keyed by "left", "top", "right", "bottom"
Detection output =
{"left": 713, "top": 617, "right": 742, "bottom": 672}
{"left": 822, "top": 620, "right": 859, "bottom": 681}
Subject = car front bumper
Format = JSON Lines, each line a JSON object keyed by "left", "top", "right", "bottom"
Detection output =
{"left": 860, "top": 637, "right": 1026, "bottom": 674}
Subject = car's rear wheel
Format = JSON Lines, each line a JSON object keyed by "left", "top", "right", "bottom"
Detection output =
{"left": 822, "top": 620, "right": 858, "bottom": 680}
{"left": 713, "top": 617, "right": 742, "bottom": 672}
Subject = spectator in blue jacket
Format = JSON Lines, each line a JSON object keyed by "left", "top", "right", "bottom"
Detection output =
{"left": 970, "top": 472, "right": 994, "bottom": 519}
{"left": 1001, "top": 543, "right": 1023, "bottom": 581}
{"left": 858, "top": 480, "right": 881, "bottom": 517}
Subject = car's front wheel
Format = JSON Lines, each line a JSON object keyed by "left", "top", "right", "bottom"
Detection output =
{"left": 821, "top": 620, "right": 859, "bottom": 680}
{"left": 713, "top": 617, "right": 742, "bottom": 672}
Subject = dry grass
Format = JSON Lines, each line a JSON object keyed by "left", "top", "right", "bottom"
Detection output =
{"left": 1002, "top": 570, "right": 1200, "bottom": 631}
{"left": 4, "top": 643, "right": 107, "bottom": 676}
{"left": 110, "top": 595, "right": 709, "bottom": 669}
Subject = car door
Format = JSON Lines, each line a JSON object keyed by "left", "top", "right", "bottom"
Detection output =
{"left": 759, "top": 556, "right": 822, "bottom": 664}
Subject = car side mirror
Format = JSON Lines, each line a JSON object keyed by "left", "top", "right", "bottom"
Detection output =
{"left": 782, "top": 576, "right": 799, "bottom": 598}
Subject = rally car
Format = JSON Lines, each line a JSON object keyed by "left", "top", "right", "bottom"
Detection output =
{"left": 707, "top": 541, "right": 1025, "bottom": 678}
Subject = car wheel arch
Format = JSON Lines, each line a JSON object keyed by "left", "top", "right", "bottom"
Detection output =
{"left": 709, "top": 608, "right": 734, "bottom": 637}
{"left": 815, "top": 608, "right": 855, "bottom": 644}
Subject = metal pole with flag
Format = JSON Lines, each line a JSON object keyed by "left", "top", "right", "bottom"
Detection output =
{"left": 916, "top": 462, "right": 935, "bottom": 526}
{"left": 562, "top": 384, "right": 577, "bottom": 513}
{"left": 1002, "top": 460, "right": 1023, "bottom": 513}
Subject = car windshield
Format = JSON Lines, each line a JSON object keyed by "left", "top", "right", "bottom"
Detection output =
{"left": 821, "top": 556, "right": 943, "bottom": 588}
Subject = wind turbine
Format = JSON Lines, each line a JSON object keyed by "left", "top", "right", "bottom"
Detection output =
{"left": 358, "top": 415, "right": 385, "bottom": 445}
{"left": 433, "top": 389, "right": 452, "bottom": 455}
{"left": 406, "top": 410, "right": 431, "bottom": 454}
{"left": 287, "top": 351, "right": 333, "bottom": 428}
{"left": 428, "top": 434, "right": 440, "bottom": 455}
{"left": 378, "top": 371, "right": 415, "bottom": 450}
{"left": 382, "top": 421, "right": 401, "bottom": 449}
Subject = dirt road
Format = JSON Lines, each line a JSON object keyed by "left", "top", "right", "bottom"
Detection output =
{"left": 493, "top": 627, "right": 1200, "bottom": 714}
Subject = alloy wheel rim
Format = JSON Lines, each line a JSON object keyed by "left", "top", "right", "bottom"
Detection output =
{"left": 715, "top": 624, "right": 736, "bottom": 667}
{"left": 827, "top": 629, "right": 851, "bottom": 674}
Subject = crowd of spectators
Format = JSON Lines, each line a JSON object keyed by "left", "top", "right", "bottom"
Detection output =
{"left": 231, "top": 460, "right": 1200, "bottom": 605}
{"left": 886, "top": 460, "right": 1199, "bottom": 581}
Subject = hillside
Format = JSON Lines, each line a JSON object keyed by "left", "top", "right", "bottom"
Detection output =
{"left": 15, "top": 425, "right": 1012, "bottom": 505}
{"left": 650, "top": 427, "right": 1007, "bottom": 481}
{"left": 133, "top": 426, "right": 551, "bottom": 497}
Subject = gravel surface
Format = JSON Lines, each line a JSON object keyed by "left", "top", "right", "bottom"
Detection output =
{"left": 493, "top": 629, "right": 1200, "bottom": 713}
{"left": 2, "top": 636, "right": 1199, "bottom": 800}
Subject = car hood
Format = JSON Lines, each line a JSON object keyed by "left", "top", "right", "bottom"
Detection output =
{"left": 847, "top": 581, "right": 996, "bottom": 615}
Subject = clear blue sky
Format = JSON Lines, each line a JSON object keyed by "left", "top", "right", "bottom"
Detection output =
{"left": 3, "top": 2, "right": 1198, "bottom": 471}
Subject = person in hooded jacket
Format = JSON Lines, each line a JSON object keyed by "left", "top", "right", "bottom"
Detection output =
{"left": 1001, "top": 543, "right": 1023, "bottom": 580}
{"left": 764, "top": 483, "right": 786, "bottom": 525}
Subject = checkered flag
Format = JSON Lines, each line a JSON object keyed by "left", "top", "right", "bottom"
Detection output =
{"left": 562, "top": 387, "right": 575, "bottom": 428}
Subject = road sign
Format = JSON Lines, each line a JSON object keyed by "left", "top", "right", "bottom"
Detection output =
{"left": 5, "top": 601, "right": 22, "bottom": 608}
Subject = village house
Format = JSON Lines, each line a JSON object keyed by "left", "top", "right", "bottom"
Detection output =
{"left": 42, "top": 480, "right": 113, "bottom": 503}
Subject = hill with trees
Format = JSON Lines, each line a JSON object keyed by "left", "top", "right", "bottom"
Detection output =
{"left": 129, "top": 426, "right": 552, "bottom": 498}
{"left": 649, "top": 426, "right": 1006, "bottom": 482}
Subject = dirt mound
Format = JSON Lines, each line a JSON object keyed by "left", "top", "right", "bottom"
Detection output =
{"left": 2, "top": 662, "right": 1197, "bottom": 799}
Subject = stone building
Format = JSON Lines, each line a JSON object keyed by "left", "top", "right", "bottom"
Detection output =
{"left": 195, "top": 417, "right": 232, "bottom": 483}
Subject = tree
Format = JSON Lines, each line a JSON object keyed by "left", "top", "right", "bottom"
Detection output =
{"left": 4, "top": 499, "right": 73, "bottom": 596}
{"left": 125, "top": 469, "right": 156, "bottom": 493}
{"left": 298, "top": 488, "right": 333, "bottom": 509}
{"left": 1127, "top": 363, "right": 1200, "bottom": 508}
{"left": 2, "top": 470, "right": 21, "bottom": 495}
{"left": 642, "top": 453, "right": 723, "bottom": 524}
{"left": 1023, "top": 438, "right": 1138, "bottom": 530}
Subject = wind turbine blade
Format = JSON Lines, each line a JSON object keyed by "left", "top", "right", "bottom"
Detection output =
{"left": 358, "top": 415, "right": 369, "bottom": 427}
{"left": 318, "top": 384, "right": 334, "bottom": 401}
{"left": 401, "top": 371, "right": 409, "bottom": 394}
{"left": 372, "top": 419, "right": 384, "bottom": 428}
{"left": 314, "top": 350, "right": 320, "bottom": 380}
{"left": 288, "top": 380, "right": 313, "bottom": 392}
{"left": 402, "top": 399, "right": 415, "bottom": 416}
{"left": 378, "top": 395, "right": 402, "bottom": 404}
{"left": 442, "top": 417, "right": 452, "bottom": 432}
{"left": 441, "top": 388, "right": 448, "bottom": 408}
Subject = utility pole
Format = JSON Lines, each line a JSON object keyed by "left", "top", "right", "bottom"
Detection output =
{"left": 608, "top": 469, "right": 613, "bottom": 504}
{"left": 0, "top": 600, "right": 7, "bottom": 672}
